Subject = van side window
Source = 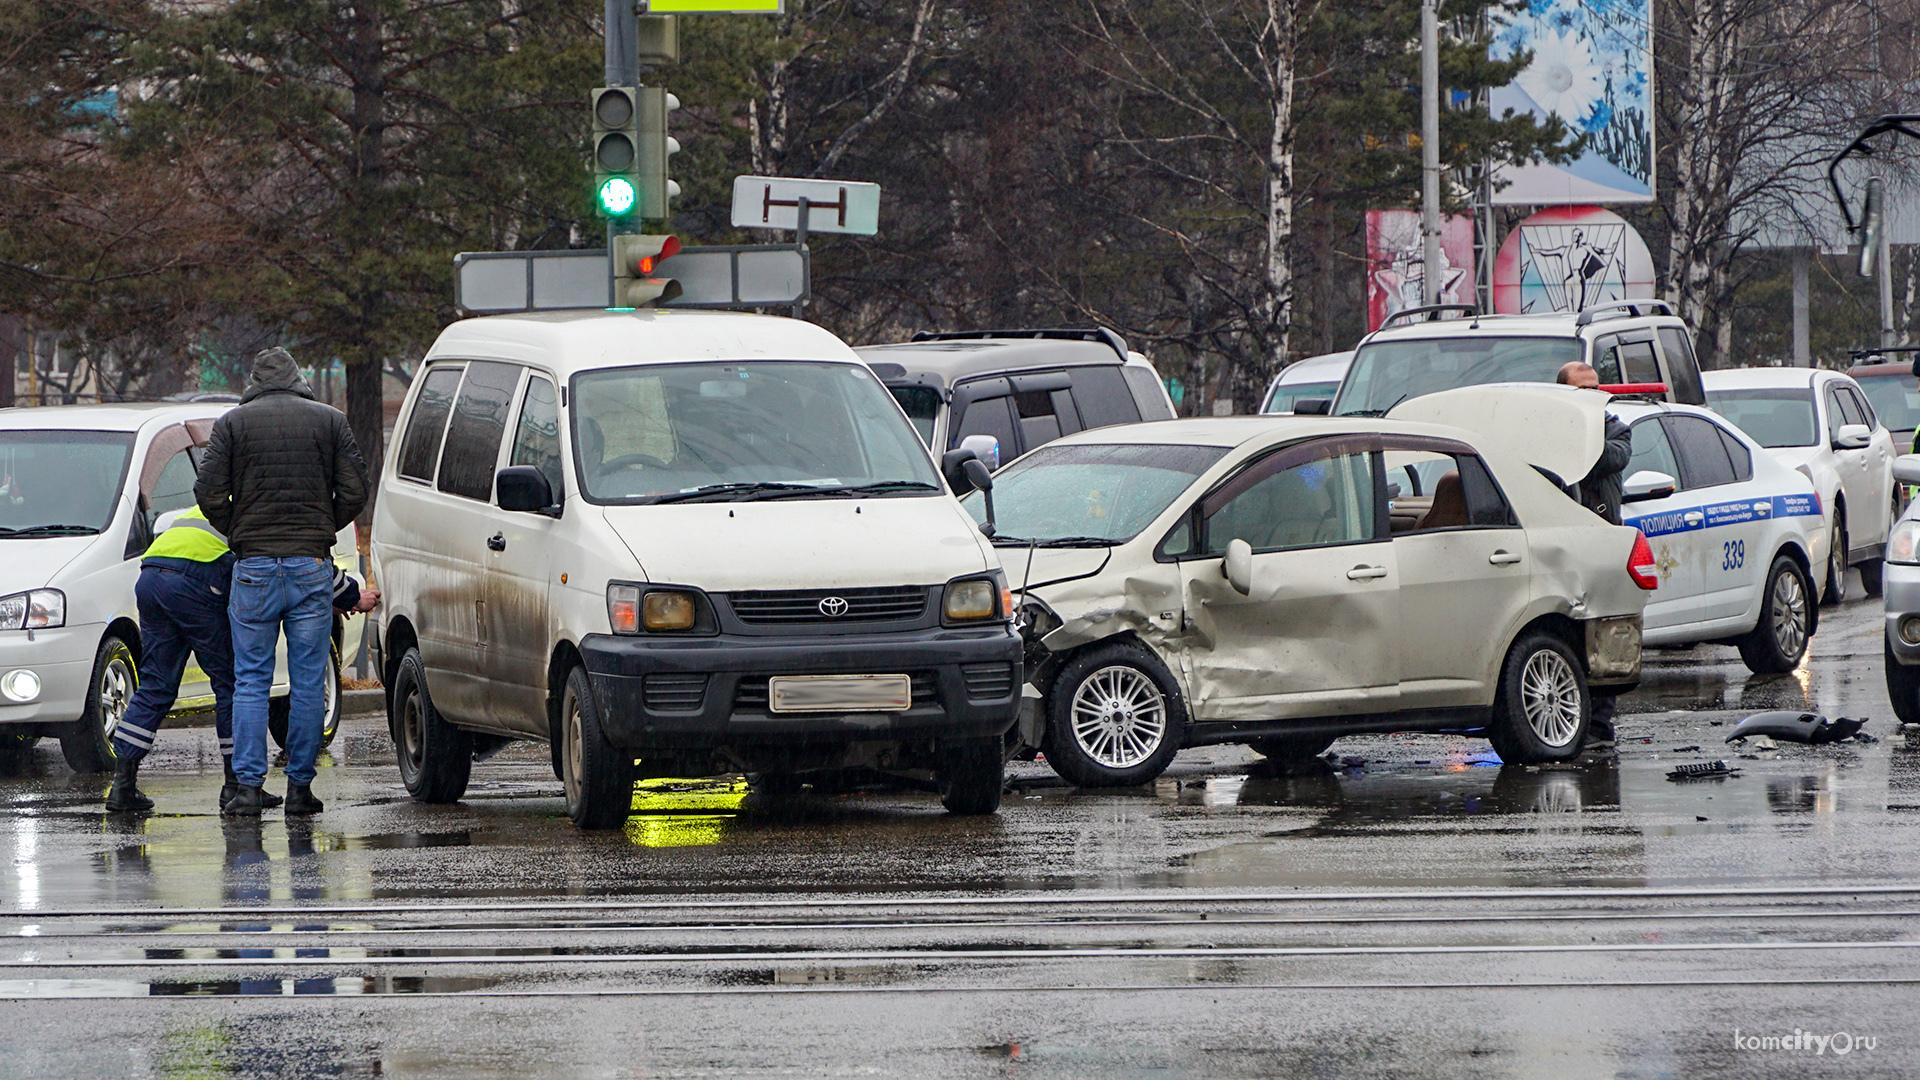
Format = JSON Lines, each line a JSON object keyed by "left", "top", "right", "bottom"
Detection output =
{"left": 509, "top": 375, "right": 563, "bottom": 500}
{"left": 1658, "top": 327, "right": 1707, "bottom": 402}
{"left": 1122, "top": 365, "right": 1176, "bottom": 420}
{"left": 954, "top": 395, "right": 1017, "bottom": 457}
{"left": 397, "top": 366, "right": 464, "bottom": 482}
{"left": 1013, "top": 388, "right": 1063, "bottom": 448}
{"left": 1069, "top": 366, "right": 1144, "bottom": 429}
{"left": 1618, "top": 340, "right": 1660, "bottom": 384}
{"left": 437, "top": 361, "right": 521, "bottom": 502}
{"left": 1591, "top": 337, "right": 1625, "bottom": 384}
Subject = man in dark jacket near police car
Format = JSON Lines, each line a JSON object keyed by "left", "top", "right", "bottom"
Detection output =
{"left": 1557, "top": 360, "right": 1633, "bottom": 748}
{"left": 195, "top": 348, "right": 368, "bottom": 815}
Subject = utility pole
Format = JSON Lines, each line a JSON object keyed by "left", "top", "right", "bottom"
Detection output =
{"left": 1420, "top": 0, "right": 1442, "bottom": 307}
{"left": 607, "top": 0, "right": 640, "bottom": 292}
{"left": 1882, "top": 215, "right": 1898, "bottom": 349}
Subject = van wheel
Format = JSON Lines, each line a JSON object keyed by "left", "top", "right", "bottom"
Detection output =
{"left": 391, "top": 647, "right": 470, "bottom": 803}
{"left": 1737, "top": 557, "right": 1813, "bottom": 674}
{"left": 1822, "top": 518, "right": 1847, "bottom": 605}
{"left": 1249, "top": 734, "right": 1336, "bottom": 764}
{"left": 1887, "top": 640, "right": 1920, "bottom": 727}
{"left": 937, "top": 742, "right": 1005, "bottom": 814}
{"left": 268, "top": 640, "right": 343, "bottom": 751}
{"left": 1042, "top": 643, "right": 1185, "bottom": 787}
{"left": 61, "top": 635, "right": 135, "bottom": 773}
{"left": 1486, "top": 630, "right": 1588, "bottom": 764}
{"left": 560, "top": 666, "right": 635, "bottom": 829}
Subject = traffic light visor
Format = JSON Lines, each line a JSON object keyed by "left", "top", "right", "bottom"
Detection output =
{"left": 598, "top": 177, "right": 638, "bottom": 216}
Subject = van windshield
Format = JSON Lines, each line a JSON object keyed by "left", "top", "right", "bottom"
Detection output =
{"left": 1335, "top": 337, "right": 1584, "bottom": 415}
{"left": 572, "top": 361, "right": 942, "bottom": 503}
{"left": 0, "top": 430, "right": 134, "bottom": 536}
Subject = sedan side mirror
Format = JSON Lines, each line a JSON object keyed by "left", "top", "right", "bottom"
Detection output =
{"left": 1223, "top": 537, "right": 1254, "bottom": 595}
{"left": 1894, "top": 453, "right": 1920, "bottom": 486}
{"left": 1621, "top": 470, "right": 1677, "bottom": 503}
{"left": 1833, "top": 423, "right": 1873, "bottom": 451}
{"left": 496, "top": 466, "right": 560, "bottom": 517}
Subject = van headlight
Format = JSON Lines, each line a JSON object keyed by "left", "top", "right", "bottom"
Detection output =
{"left": 1890, "top": 520, "right": 1920, "bottom": 566}
{"left": 0, "top": 590, "right": 63, "bottom": 631}
{"left": 943, "top": 573, "right": 1012, "bottom": 624}
{"left": 607, "top": 583, "right": 706, "bottom": 635}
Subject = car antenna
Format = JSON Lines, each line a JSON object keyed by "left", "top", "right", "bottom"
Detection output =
{"left": 1015, "top": 537, "right": 1038, "bottom": 617}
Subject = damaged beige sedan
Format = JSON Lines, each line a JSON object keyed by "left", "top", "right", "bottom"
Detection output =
{"left": 969, "top": 386, "right": 1655, "bottom": 787}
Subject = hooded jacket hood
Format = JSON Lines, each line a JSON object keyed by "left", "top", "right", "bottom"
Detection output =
{"left": 240, "top": 347, "right": 315, "bottom": 403}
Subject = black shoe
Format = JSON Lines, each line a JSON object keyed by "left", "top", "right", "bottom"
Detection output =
{"left": 283, "top": 783, "right": 324, "bottom": 815}
{"left": 222, "top": 785, "right": 268, "bottom": 816}
{"left": 105, "top": 757, "right": 153, "bottom": 813}
{"left": 221, "top": 775, "right": 282, "bottom": 811}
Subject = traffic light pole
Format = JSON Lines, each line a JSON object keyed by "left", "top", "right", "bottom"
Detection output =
{"left": 607, "top": 0, "right": 641, "bottom": 307}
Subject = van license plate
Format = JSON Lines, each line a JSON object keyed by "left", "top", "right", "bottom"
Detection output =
{"left": 768, "top": 675, "right": 911, "bottom": 713}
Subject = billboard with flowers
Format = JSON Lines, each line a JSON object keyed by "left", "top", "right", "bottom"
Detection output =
{"left": 1489, "top": 0, "right": 1653, "bottom": 205}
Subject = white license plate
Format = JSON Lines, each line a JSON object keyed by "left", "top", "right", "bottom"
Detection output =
{"left": 768, "top": 674, "right": 912, "bottom": 713}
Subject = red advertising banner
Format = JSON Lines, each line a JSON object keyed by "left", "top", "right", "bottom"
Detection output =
{"left": 1365, "top": 210, "right": 1476, "bottom": 331}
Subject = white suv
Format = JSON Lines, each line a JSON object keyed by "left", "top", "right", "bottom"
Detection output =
{"left": 1329, "top": 299, "right": 1707, "bottom": 416}
{"left": 1704, "top": 366, "right": 1899, "bottom": 602}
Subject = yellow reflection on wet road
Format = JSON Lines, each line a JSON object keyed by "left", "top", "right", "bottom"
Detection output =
{"left": 623, "top": 779, "right": 748, "bottom": 848}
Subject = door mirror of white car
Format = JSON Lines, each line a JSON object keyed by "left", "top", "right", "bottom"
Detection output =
{"left": 956, "top": 433, "right": 1000, "bottom": 472}
{"left": 1621, "top": 470, "right": 1677, "bottom": 503}
{"left": 1834, "top": 423, "right": 1873, "bottom": 450}
{"left": 495, "top": 466, "right": 560, "bottom": 517}
{"left": 1223, "top": 538, "right": 1254, "bottom": 596}
{"left": 1894, "top": 454, "right": 1920, "bottom": 486}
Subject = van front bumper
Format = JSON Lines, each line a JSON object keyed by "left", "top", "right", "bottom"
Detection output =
{"left": 580, "top": 625, "right": 1023, "bottom": 751}
{"left": 0, "top": 624, "right": 100, "bottom": 727}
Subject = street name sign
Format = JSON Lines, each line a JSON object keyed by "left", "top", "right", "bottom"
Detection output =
{"left": 732, "top": 176, "right": 881, "bottom": 235}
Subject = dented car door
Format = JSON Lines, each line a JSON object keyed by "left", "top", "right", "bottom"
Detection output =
{"left": 1175, "top": 435, "right": 1399, "bottom": 721}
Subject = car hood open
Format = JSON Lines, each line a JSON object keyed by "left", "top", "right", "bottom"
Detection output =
{"left": 1389, "top": 383, "right": 1610, "bottom": 484}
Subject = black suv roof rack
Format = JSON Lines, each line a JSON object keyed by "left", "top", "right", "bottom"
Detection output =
{"left": 1850, "top": 345, "right": 1920, "bottom": 364}
{"left": 1573, "top": 298, "right": 1676, "bottom": 326}
{"left": 1378, "top": 304, "right": 1477, "bottom": 329}
{"left": 908, "top": 327, "right": 1130, "bottom": 363}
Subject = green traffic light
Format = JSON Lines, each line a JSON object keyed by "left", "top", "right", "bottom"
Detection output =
{"left": 598, "top": 176, "right": 638, "bottom": 216}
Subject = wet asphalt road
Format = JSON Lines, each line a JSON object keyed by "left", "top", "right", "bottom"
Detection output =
{"left": 2, "top": 583, "right": 1919, "bottom": 1078}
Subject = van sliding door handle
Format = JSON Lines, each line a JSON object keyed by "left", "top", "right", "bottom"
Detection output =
{"left": 1346, "top": 565, "right": 1389, "bottom": 580}
{"left": 1488, "top": 550, "right": 1523, "bottom": 565}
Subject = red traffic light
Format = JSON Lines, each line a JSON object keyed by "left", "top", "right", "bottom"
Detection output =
{"left": 638, "top": 234, "right": 681, "bottom": 274}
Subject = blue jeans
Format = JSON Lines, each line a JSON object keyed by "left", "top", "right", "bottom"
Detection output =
{"left": 113, "top": 557, "right": 236, "bottom": 764}
{"left": 230, "top": 556, "right": 332, "bottom": 788}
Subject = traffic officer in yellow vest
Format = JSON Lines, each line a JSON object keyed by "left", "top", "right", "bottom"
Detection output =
{"left": 104, "top": 507, "right": 378, "bottom": 813}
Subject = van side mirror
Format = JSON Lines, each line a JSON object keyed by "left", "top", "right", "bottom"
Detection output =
{"left": 1292, "top": 397, "right": 1331, "bottom": 415}
{"left": 1621, "top": 470, "right": 1676, "bottom": 503}
{"left": 942, "top": 448, "right": 985, "bottom": 495}
{"left": 496, "top": 466, "right": 560, "bottom": 517}
{"left": 956, "top": 433, "right": 1000, "bottom": 472}
{"left": 1833, "top": 423, "right": 1873, "bottom": 451}
{"left": 1222, "top": 538, "right": 1254, "bottom": 595}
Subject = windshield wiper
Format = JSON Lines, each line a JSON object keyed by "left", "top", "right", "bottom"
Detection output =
{"left": 1344, "top": 392, "right": 1411, "bottom": 418}
{"left": 991, "top": 535, "right": 1116, "bottom": 548}
{"left": 647, "top": 482, "right": 817, "bottom": 504}
{"left": 749, "top": 480, "right": 942, "bottom": 500}
{"left": 0, "top": 524, "right": 100, "bottom": 537}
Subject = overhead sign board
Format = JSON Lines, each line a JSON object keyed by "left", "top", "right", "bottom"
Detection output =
{"left": 731, "top": 176, "right": 880, "bottom": 235}
{"left": 454, "top": 245, "right": 807, "bottom": 314}
{"left": 645, "top": 1, "right": 783, "bottom": 12}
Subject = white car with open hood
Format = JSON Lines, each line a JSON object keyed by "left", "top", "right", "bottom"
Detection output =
{"left": 369, "top": 310, "right": 1022, "bottom": 829}
{"left": 968, "top": 384, "right": 1654, "bottom": 788}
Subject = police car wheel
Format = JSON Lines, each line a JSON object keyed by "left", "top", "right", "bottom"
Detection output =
{"left": 391, "top": 647, "right": 470, "bottom": 803}
{"left": 1886, "top": 640, "right": 1920, "bottom": 727}
{"left": 61, "top": 635, "right": 135, "bottom": 773}
{"left": 560, "top": 665, "right": 635, "bottom": 830}
{"left": 1487, "top": 630, "right": 1588, "bottom": 764}
{"left": 1738, "top": 556, "right": 1813, "bottom": 675}
{"left": 268, "top": 641, "right": 344, "bottom": 751}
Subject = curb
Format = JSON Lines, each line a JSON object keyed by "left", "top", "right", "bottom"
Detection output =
{"left": 343, "top": 688, "right": 385, "bottom": 715}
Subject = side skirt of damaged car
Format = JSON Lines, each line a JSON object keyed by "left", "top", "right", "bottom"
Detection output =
{"left": 1181, "top": 707, "right": 1500, "bottom": 748}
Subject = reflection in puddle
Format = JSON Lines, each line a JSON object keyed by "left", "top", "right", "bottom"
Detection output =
{"left": 1226, "top": 759, "right": 1622, "bottom": 826}
{"left": 624, "top": 779, "right": 748, "bottom": 848}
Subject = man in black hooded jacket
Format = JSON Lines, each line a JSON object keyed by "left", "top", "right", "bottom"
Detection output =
{"left": 195, "top": 348, "right": 367, "bottom": 815}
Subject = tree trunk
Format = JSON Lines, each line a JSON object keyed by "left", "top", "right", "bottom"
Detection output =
{"left": 343, "top": 1, "right": 388, "bottom": 524}
{"left": 1663, "top": 0, "right": 1737, "bottom": 368}
{"left": 346, "top": 359, "right": 385, "bottom": 519}
{"left": 1243, "top": 0, "right": 1297, "bottom": 413}
{"left": 0, "top": 317, "right": 17, "bottom": 410}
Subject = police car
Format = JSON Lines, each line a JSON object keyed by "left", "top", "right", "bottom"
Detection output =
{"left": 1609, "top": 399, "right": 1827, "bottom": 673}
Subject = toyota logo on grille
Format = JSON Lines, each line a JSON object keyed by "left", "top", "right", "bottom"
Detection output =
{"left": 818, "top": 596, "right": 850, "bottom": 618}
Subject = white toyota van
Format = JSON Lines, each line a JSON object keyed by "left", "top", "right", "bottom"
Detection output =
{"left": 369, "top": 310, "right": 1023, "bottom": 828}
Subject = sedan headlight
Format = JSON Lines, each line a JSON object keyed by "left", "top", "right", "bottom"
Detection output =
{"left": 1891, "top": 520, "right": 1920, "bottom": 566}
{"left": 943, "top": 573, "right": 1012, "bottom": 623}
{"left": 0, "top": 590, "right": 63, "bottom": 631}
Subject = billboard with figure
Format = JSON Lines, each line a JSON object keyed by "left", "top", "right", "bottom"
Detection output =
{"left": 1365, "top": 210, "right": 1476, "bottom": 331}
{"left": 1492, "top": 205, "right": 1655, "bottom": 313}
{"left": 1489, "top": 0, "right": 1654, "bottom": 204}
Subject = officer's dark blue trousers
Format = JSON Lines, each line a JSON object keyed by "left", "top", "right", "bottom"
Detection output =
{"left": 112, "top": 555, "right": 236, "bottom": 764}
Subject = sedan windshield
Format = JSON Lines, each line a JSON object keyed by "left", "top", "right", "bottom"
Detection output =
{"left": 964, "top": 442, "right": 1227, "bottom": 544}
{"left": 0, "top": 430, "right": 133, "bottom": 536}
{"left": 1336, "top": 336, "right": 1584, "bottom": 415}
{"left": 572, "top": 361, "right": 940, "bottom": 503}
{"left": 1706, "top": 388, "right": 1817, "bottom": 448}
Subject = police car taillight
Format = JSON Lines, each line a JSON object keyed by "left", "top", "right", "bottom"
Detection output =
{"left": 1628, "top": 531, "right": 1659, "bottom": 590}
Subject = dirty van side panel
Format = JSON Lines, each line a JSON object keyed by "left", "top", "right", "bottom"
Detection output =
{"left": 482, "top": 369, "right": 561, "bottom": 735}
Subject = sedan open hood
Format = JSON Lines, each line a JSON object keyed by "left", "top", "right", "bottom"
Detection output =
{"left": 1389, "top": 383, "right": 1610, "bottom": 484}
